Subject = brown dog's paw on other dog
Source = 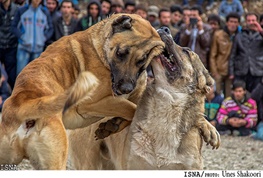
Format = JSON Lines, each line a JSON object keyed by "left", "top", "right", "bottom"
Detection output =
{"left": 95, "top": 117, "right": 130, "bottom": 140}
{"left": 0, "top": 14, "right": 164, "bottom": 170}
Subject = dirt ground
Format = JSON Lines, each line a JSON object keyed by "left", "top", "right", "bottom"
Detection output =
{"left": 16, "top": 134, "right": 263, "bottom": 170}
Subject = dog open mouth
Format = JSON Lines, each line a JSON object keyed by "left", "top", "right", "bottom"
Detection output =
{"left": 150, "top": 27, "right": 182, "bottom": 81}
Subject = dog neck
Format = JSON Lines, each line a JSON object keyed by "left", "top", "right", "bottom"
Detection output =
{"left": 128, "top": 84, "right": 203, "bottom": 168}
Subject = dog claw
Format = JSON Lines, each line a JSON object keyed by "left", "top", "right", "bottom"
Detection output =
{"left": 199, "top": 122, "right": 221, "bottom": 150}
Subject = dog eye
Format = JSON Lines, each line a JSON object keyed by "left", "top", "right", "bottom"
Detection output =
{"left": 116, "top": 47, "right": 129, "bottom": 61}
{"left": 136, "top": 55, "right": 147, "bottom": 66}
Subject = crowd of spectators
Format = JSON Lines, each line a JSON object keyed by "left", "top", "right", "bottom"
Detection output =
{"left": 1, "top": 0, "right": 263, "bottom": 140}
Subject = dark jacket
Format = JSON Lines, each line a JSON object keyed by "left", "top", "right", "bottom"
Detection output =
{"left": 229, "top": 29, "right": 263, "bottom": 77}
{"left": 52, "top": 16, "right": 78, "bottom": 41}
{"left": 251, "top": 82, "right": 263, "bottom": 122}
{"left": 74, "top": 0, "right": 102, "bottom": 31}
{"left": 0, "top": 2, "right": 19, "bottom": 49}
{"left": 179, "top": 23, "right": 212, "bottom": 69}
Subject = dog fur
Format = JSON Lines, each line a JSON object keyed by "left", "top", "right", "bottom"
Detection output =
{"left": 66, "top": 27, "right": 220, "bottom": 170}
{"left": 0, "top": 14, "right": 164, "bottom": 169}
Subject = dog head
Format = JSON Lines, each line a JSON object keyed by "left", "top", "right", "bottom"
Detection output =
{"left": 94, "top": 14, "right": 164, "bottom": 95}
{"left": 151, "top": 26, "right": 214, "bottom": 95}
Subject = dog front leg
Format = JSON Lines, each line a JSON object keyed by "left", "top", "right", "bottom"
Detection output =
{"left": 196, "top": 118, "right": 221, "bottom": 149}
{"left": 63, "top": 95, "right": 136, "bottom": 130}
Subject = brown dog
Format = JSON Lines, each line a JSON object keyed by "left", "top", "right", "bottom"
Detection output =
{"left": 66, "top": 27, "right": 220, "bottom": 170}
{"left": 0, "top": 14, "right": 164, "bottom": 169}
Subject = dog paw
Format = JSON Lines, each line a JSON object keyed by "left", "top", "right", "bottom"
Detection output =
{"left": 95, "top": 117, "right": 131, "bottom": 140}
{"left": 199, "top": 122, "right": 221, "bottom": 149}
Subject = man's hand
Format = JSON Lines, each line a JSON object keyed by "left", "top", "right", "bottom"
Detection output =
{"left": 228, "top": 117, "right": 247, "bottom": 127}
{"left": 229, "top": 75, "right": 234, "bottom": 80}
{"left": 253, "top": 21, "right": 263, "bottom": 33}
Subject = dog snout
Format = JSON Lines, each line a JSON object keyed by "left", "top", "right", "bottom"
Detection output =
{"left": 119, "top": 82, "right": 134, "bottom": 94}
{"left": 157, "top": 26, "right": 171, "bottom": 35}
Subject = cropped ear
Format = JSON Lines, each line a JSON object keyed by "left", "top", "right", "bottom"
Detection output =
{"left": 112, "top": 15, "right": 132, "bottom": 34}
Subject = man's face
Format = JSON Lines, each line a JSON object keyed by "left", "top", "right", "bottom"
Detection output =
{"left": 159, "top": 11, "right": 171, "bottom": 26}
{"left": 183, "top": 9, "right": 191, "bottom": 24}
{"left": 46, "top": 0, "right": 57, "bottom": 12}
{"left": 171, "top": 11, "right": 182, "bottom": 24}
{"left": 246, "top": 14, "right": 258, "bottom": 30}
{"left": 190, "top": 10, "right": 201, "bottom": 20}
{"left": 226, "top": 17, "right": 239, "bottom": 33}
{"left": 125, "top": 5, "right": 135, "bottom": 14}
{"left": 89, "top": 4, "right": 99, "bottom": 18}
{"left": 136, "top": 9, "right": 147, "bottom": 19}
{"left": 61, "top": 2, "right": 73, "bottom": 18}
{"left": 111, "top": 4, "right": 123, "bottom": 14}
{"left": 233, "top": 87, "right": 246, "bottom": 101}
{"left": 208, "top": 20, "right": 220, "bottom": 32}
{"left": 101, "top": 1, "right": 111, "bottom": 15}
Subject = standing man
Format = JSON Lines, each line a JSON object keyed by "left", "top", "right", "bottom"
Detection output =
{"left": 11, "top": 0, "right": 53, "bottom": 75}
{"left": 52, "top": 0, "right": 77, "bottom": 42}
{"left": 229, "top": 13, "right": 263, "bottom": 93}
{"left": 0, "top": 0, "right": 18, "bottom": 89}
{"left": 157, "top": 8, "right": 178, "bottom": 39}
{"left": 147, "top": 5, "right": 159, "bottom": 29}
{"left": 170, "top": 4, "right": 183, "bottom": 30}
{"left": 46, "top": 0, "right": 61, "bottom": 21}
{"left": 179, "top": 5, "right": 212, "bottom": 69}
{"left": 180, "top": 6, "right": 212, "bottom": 69}
{"left": 74, "top": 0, "right": 103, "bottom": 31}
{"left": 209, "top": 13, "right": 241, "bottom": 97}
{"left": 123, "top": 0, "right": 135, "bottom": 14}
{"left": 100, "top": 0, "right": 111, "bottom": 18}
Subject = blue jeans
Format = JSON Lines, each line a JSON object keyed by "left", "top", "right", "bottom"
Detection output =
{"left": 16, "top": 48, "right": 41, "bottom": 75}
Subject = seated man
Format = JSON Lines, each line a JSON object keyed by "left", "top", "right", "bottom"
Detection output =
{"left": 205, "top": 83, "right": 224, "bottom": 127}
{"left": 216, "top": 80, "right": 258, "bottom": 136}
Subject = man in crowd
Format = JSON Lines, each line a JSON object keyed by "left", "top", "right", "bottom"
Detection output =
{"left": 123, "top": 0, "right": 135, "bottom": 14}
{"left": 209, "top": 12, "right": 241, "bottom": 98}
{"left": 216, "top": 80, "right": 258, "bottom": 136}
{"left": 157, "top": 8, "right": 178, "bottom": 39}
{"left": 74, "top": 0, "right": 102, "bottom": 31}
{"left": 52, "top": 0, "right": 77, "bottom": 42}
{"left": 11, "top": 0, "right": 53, "bottom": 75}
{"left": 46, "top": 0, "right": 61, "bottom": 21}
{"left": 147, "top": 5, "right": 159, "bottom": 29}
{"left": 110, "top": 0, "right": 123, "bottom": 14}
{"left": 229, "top": 13, "right": 263, "bottom": 93}
{"left": 134, "top": 4, "right": 147, "bottom": 20}
{"left": 170, "top": 4, "right": 183, "bottom": 30}
{"left": 179, "top": 5, "right": 212, "bottom": 69}
{"left": 100, "top": 0, "right": 111, "bottom": 18}
{"left": 0, "top": 0, "right": 19, "bottom": 89}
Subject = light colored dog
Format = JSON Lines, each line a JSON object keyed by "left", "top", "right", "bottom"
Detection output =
{"left": 67, "top": 27, "right": 220, "bottom": 170}
{"left": 0, "top": 14, "right": 164, "bottom": 169}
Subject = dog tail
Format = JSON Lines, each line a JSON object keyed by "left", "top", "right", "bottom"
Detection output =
{"left": 14, "top": 71, "right": 99, "bottom": 123}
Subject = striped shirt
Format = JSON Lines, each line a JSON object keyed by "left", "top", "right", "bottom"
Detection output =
{"left": 216, "top": 96, "right": 258, "bottom": 128}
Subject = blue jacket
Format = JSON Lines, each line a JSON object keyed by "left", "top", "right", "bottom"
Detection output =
{"left": 218, "top": 0, "right": 244, "bottom": 19}
{"left": 11, "top": 4, "right": 53, "bottom": 53}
